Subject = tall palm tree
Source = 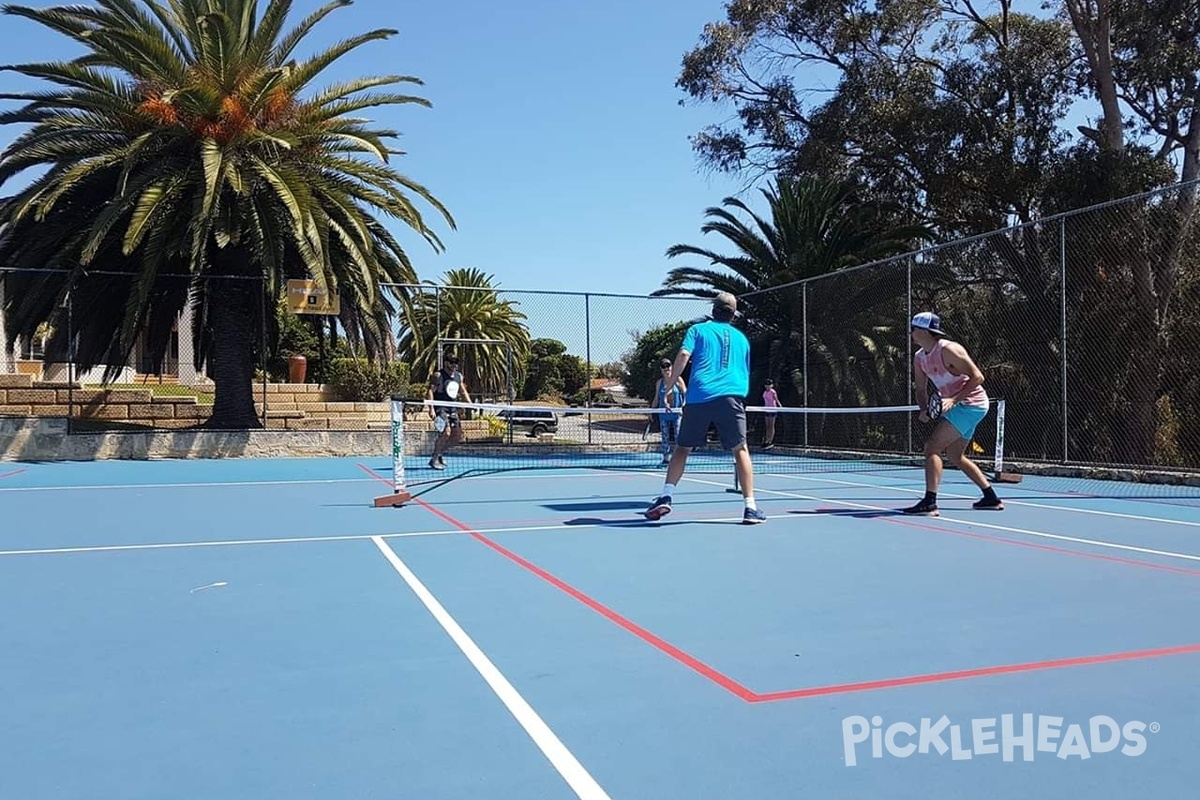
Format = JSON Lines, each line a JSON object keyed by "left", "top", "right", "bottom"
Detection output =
{"left": 0, "top": 0, "right": 453, "bottom": 427}
{"left": 398, "top": 267, "right": 530, "bottom": 401}
{"left": 655, "top": 176, "right": 939, "bottom": 413}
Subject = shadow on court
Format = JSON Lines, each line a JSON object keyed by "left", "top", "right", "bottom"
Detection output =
{"left": 561, "top": 516, "right": 748, "bottom": 528}
{"left": 788, "top": 508, "right": 904, "bottom": 519}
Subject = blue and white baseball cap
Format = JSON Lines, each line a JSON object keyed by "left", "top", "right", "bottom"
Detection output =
{"left": 911, "top": 311, "right": 946, "bottom": 336}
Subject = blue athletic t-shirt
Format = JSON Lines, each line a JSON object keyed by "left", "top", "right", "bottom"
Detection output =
{"left": 679, "top": 319, "right": 750, "bottom": 404}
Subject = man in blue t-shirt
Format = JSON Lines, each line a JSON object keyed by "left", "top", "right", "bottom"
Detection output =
{"left": 644, "top": 292, "right": 766, "bottom": 524}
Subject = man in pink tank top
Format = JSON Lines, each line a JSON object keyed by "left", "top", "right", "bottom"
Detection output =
{"left": 904, "top": 312, "right": 1003, "bottom": 514}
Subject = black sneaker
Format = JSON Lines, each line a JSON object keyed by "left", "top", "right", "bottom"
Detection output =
{"left": 902, "top": 498, "right": 939, "bottom": 516}
{"left": 428, "top": 458, "right": 445, "bottom": 470}
{"left": 973, "top": 495, "right": 1004, "bottom": 511}
{"left": 644, "top": 495, "right": 672, "bottom": 520}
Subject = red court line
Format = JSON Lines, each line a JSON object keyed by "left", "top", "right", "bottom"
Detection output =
{"left": 357, "top": 463, "right": 1200, "bottom": 704}
{"left": 751, "top": 643, "right": 1200, "bottom": 702}
{"left": 357, "top": 462, "right": 753, "bottom": 700}
{"left": 0, "top": 468, "right": 27, "bottom": 481}
{"left": 880, "top": 515, "right": 1200, "bottom": 577}
{"left": 415, "top": 495, "right": 757, "bottom": 702}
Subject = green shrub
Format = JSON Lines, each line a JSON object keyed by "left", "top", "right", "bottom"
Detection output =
{"left": 327, "top": 358, "right": 410, "bottom": 402}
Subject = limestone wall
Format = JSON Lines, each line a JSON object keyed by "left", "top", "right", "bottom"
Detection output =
{"left": 0, "top": 416, "right": 388, "bottom": 461}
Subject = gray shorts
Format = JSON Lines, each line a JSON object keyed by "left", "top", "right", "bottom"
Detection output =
{"left": 677, "top": 396, "right": 747, "bottom": 450}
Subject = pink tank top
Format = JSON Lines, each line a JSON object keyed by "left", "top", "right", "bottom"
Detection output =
{"left": 917, "top": 340, "right": 988, "bottom": 408}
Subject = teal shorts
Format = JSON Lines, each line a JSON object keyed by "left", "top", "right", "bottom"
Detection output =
{"left": 943, "top": 402, "right": 988, "bottom": 439}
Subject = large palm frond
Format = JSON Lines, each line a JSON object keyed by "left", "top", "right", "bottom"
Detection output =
{"left": 1, "top": 0, "right": 452, "bottom": 426}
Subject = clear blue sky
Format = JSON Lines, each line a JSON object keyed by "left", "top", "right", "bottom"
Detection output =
{"left": 354, "top": 0, "right": 757, "bottom": 298}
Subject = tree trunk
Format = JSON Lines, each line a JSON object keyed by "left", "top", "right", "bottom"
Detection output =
{"left": 1065, "top": 0, "right": 1124, "bottom": 152}
{"left": 205, "top": 278, "right": 263, "bottom": 429}
{"left": 1183, "top": 104, "right": 1200, "bottom": 184}
{"left": 1119, "top": 288, "right": 1160, "bottom": 465}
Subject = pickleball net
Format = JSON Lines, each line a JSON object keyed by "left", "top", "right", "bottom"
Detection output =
{"left": 371, "top": 397, "right": 1016, "bottom": 506}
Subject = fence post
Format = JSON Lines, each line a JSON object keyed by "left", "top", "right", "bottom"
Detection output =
{"left": 585, "top": 293, "right": 592, "bottom": 445}
{"left": 66, "top": 289, "right": 74, "bottom": 431}
{"left": 906, "top": 259, "right": 913, "bottom": 453}
{"left": 1060, "top": 216, "right": 1068, "bottom": 463}
{"left": 0, "top": 272, "right": 9, "bottom": 374}
{"left": 260, "top": 277, "right": 268, "bottom": 428}
{"left": 802, "top": 281, "right": 809, "bottom": 447}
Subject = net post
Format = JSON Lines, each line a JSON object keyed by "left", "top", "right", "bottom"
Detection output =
{"left": 992, "top": 399, "right": 1022, "bottom": 484}
{"left": 374, "top": 395, "right": 413, "bottom": 507}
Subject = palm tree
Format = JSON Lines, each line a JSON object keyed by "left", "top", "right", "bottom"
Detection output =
{"left": 398, "top": 268, "right": 530, "bottom": 401}
{"left": 655, "top": 176, "right": 939, "bottom": 415}
{"left": 0, "top": 0, "right": 453, "bottom": 427}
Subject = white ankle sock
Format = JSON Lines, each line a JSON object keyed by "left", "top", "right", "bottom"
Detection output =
{"left": 662, "top": 483, "right": 675, "bottom": 499}
{"left": 744, "top": 496, "right": 757, "bottom": 511}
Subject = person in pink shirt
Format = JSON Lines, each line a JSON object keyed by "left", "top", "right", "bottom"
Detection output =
{"left": 761, "top": 379, "right": 779, "bottom": 449}
{"left": 904, "top": 312, "right": 1003, "bottom": 515}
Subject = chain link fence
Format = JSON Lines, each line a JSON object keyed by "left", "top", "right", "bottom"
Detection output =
{"left": 381, "top": 282, "right": 713, "bottom": 445}
{"left": 1, "top": 271, "right": 277, "bottom": 432}
{"left": 4, "top": 181, "right": 1197, "bottom": 469}
{"left": 748, "top": 179, "right": 1200, "bottom": 471}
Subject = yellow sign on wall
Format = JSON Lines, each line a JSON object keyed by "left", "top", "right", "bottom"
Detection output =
{"left": 286, "top": 279, "right": 340, "bottom": 315}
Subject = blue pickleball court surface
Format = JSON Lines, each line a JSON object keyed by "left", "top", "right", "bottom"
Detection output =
{"left": 2, "top": 454, "right": 1198, "bottom": 799}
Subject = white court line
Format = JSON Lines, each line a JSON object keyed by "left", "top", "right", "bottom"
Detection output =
{"left": 682, "top": 476, "right": 1200, "bottom": 564}
{"left": 0, "top": 510, "right": 756, "bottom": 557}
{"left": 0, "top": 469, "right": 660, "bottom": 493}
{"left": 0, "top": 477, "right": 374, "bottom": 492}
{"left": 767, "top": 472, "right": 1200, "bottom": 529}
{"left": 370, "top": 537, "right": 612, "bottom": 800}
{"left": 0, "top": 532, "right": 398, "bottom": 556}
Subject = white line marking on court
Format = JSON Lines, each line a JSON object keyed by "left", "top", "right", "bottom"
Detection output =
{"left": 189, "top": 581, "right": 228, "bottom": 593}
{"left": 0, "top": 530, "right": 451, "bottom": 556}
{"left": 682, "top": 476, "right": 1200, "bottom": 564}
{"left": 0, "top": 470, "right": 662, "bottom": 493}
{"left": 769, "top": 472, "right": 1200, "bottom": 528}
{"left": 0, "top": 512, "right": 748, "bottom": 557}
{"left": 0, "top": 478, "right": 375, "bottom": 492}
{"left": 370, "top": 536, "right": 612, "bottom": 800}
